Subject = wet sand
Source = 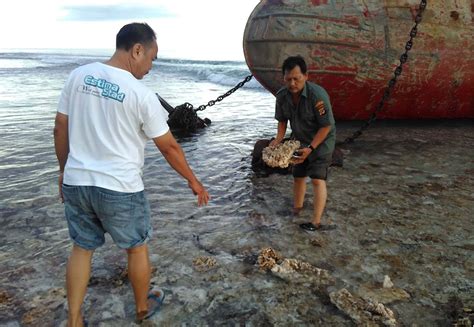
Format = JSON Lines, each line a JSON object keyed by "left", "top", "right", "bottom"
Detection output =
{"left": 0, "top": 120, "right": 473, "bottom": 326}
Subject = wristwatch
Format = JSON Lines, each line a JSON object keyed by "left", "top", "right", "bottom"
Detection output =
{"left": 307, "top": 144, "right": 315, "bottom": 151}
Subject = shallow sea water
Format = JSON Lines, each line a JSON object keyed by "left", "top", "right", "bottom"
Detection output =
{"left": 0, "top": 51, "right": 473, "bottom": 326}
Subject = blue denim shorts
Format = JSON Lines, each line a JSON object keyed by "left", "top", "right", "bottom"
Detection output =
{"left": 62, "top": 184, "right": 152, "bottom": 250}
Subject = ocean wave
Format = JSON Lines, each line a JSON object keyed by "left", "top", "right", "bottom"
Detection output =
{"left": 200, "top": 72, "right": 263, "bottom": 89}
{"left": 156, "top": 59, "right": 264, "bottom": 89}
{"left": 0, "top": 50, "right": 265, "bottom": 90}
{"left": 0, "top": 51, "right": 107, "bottom": 71}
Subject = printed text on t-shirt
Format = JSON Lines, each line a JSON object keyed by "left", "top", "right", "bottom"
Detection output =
{"left": 84, "top": 75, "right": 126, "bottom": 102}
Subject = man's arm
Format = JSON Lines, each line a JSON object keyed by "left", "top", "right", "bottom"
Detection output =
{"left": 270, "top": 120, "right": 287, "bottom": 146}
{"left": 292, "top": 125, "right": 331, "bottom": 164}
{"left": 53, "top": 112, "right": 69, "bottom": 201}
{"left": 308, "top": 125, "right": 331, "bottom": 151}
{"left": 153, "top": 131, "right": 209, "bottom": 206}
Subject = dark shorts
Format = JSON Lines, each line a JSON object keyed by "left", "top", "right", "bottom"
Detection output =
{"left": 62, "top": 184, "right": 152, "bottom": 250}
{"left": 292, "top": 154, "right": 332, "bottom": 180}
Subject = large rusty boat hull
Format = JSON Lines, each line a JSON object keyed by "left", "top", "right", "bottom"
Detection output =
{"left": 243, "top": 0, "right": 474, "bottom": 120}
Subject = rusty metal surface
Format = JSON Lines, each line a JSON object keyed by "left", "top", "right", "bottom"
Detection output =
{"left": 243, "top": 0, "right": 474, "bottom": 120}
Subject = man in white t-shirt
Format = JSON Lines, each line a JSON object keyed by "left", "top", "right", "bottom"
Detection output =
{"left": 54, "top": 22, "right": 209, "bottom": 326}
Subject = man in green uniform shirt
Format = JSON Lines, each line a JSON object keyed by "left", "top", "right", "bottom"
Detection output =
{"left": 270, "top": 56, "right": 336, "bottom": 231}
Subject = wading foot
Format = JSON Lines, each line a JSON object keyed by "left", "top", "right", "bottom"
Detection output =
{"left": 299, "top": 222, "right": 336, "bottom": 231}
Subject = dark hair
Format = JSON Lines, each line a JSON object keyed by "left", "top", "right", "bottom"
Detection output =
{"left": 282, "top": 56, "right": 307, "bottom": 75}
{"left": 116, "top": 23, "right": 156, "bottom": 51}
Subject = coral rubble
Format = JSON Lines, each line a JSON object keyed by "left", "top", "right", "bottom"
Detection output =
{"left": 193, "top": 256, "right": 217, "bottom": 272}
{"left": 329, "top": 288, "right": 397, "bottom": 327}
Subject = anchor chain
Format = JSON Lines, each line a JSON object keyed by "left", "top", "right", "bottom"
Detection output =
{"left": 339, "top": 0, "right": 427, "bottom": 145}
{"left": 190, "top": 74, "right": 253, "bottom": 112}
{"left": 167, "top": 75, "right": 253, "bottom": 132}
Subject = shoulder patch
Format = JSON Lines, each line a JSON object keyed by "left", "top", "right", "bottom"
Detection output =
{"left": 315, "top": 100, "right": 326, "bottom": 116}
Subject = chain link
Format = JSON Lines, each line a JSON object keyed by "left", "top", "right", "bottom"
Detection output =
{"left": 167, "top": 75, "right": 253, "bottom": 133}
{"left": 184, "top": 75, "right": 253, "bottom": 112}
{"left": 340, "top": 0, "right": 427, "bottom": 145}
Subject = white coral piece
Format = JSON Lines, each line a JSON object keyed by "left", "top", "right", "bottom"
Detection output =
{"left": 262, "top": 140, "right": 301, "bottom": 168}
{"left": 383, "top": 275, "right": 394, "bottom": 288}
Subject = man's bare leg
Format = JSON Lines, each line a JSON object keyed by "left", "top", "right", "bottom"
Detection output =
{"left": 127, "top": 244, "right": 151, "bottom": 316}
{"left": 293, "top": 177, "right": 306, "bottom": 214}
{"left": 311, "top": 178, "right": 327, "bottom": 226}
{"left": 66, "top": 245, "right": 93, "bottom": 327}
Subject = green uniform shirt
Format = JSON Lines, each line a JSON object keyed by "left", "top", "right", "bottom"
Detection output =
{"left": 275, "top": 82, "right": 336, "bottom": 159}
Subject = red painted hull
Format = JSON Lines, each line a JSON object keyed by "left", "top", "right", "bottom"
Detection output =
{"left": 243, "top": 0, "right": 474, "bottom": 120}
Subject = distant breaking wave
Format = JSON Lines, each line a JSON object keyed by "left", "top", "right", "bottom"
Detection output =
{"left": 0, "top": 51, "right": 264, "bottom": 90}
{"left": 0, "top": 52, "right": 105, "bottom": 72}
{"left": 156, "top": 58, "right": 262, "bottom": 89}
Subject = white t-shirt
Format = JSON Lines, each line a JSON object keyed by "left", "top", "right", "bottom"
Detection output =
{"left": 58, "top": 62, "right": 169, "bottom": 192}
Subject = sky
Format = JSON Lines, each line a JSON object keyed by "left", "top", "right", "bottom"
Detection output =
{"left": 0, "top": 0, "right": 260, "bottom": 60}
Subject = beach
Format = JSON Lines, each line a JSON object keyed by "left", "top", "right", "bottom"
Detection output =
{"left": 0, "top": 50, "right": 473, "bottom": 326}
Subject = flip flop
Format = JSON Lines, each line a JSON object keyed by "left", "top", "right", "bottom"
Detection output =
{"left": 300, "top": 222, "right": 317, "bottom": 231}
{"left": 136, "top": 288, "right": 165, "bottom": 323}
{"left": 299, "top": 222, "right": 337, "bottom": 231}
